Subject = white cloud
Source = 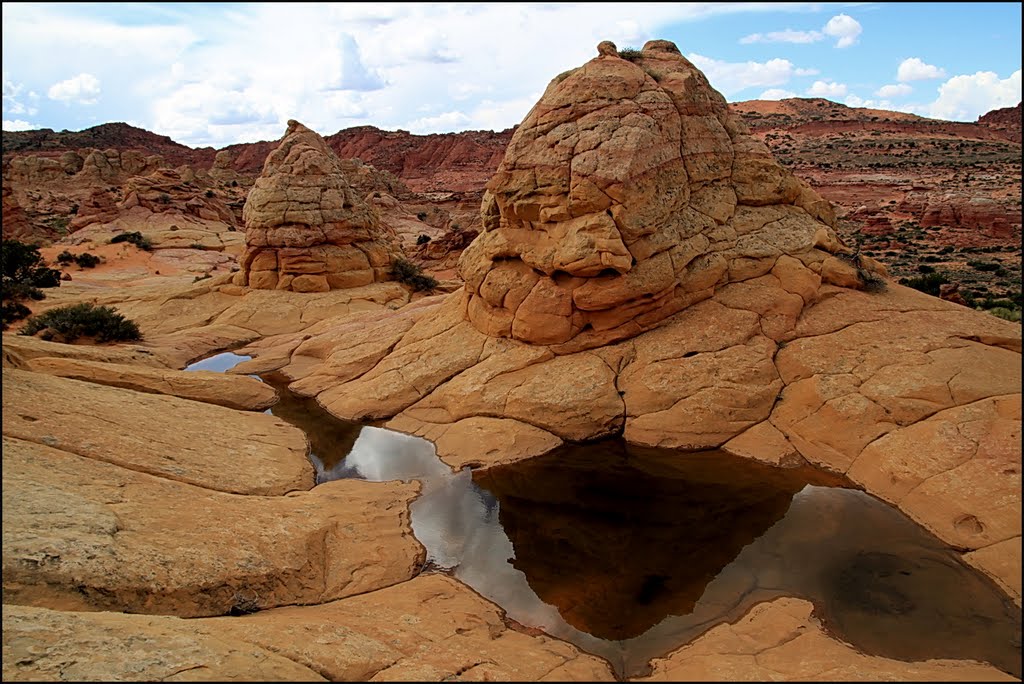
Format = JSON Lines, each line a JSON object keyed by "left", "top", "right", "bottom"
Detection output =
{"left": 875, "top": 83, "right": 913, "bottom": 98}
{"left": 897, "top": 58, "right": 947, "bottom": 82}
{"left": 844, "top": 94, "right": 893, "bottom": 109}
{"left": 323, "top": 33, "right": 385, "bottom": 92}
{"left": 759, "top": 88, "right": 798, "bottom": 100}
{"left": 925, "top": 69, "right": 1022, "bottom": 121}
{"left": 739, "top": 13, "right": 861, "bottom": 48}
{"left": 740, "top": 29, "right": 823, "bottom": 45}
{"left": 2, "top": 118, "right": 37, "bottom": 130}
{"left": 822, "top": 14, "right": 862, "bottom": 48}
{"left": 688, "top": 54, "right": 818, "bottom": 97}
{"left": 407, "top": 110, "right": 472, "bottom": 134}
{"left": 806, "top": 80, "right": 848, "bottom": 98}
{"left": 2, "top": 73, "right": 38, "bottom": 116}
{"left": 47, "top": 73, "right": 101, "bottom": 104}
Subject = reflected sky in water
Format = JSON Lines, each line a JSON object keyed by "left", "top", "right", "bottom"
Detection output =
{"left": 185, "top": 352, "right": 1021, "bottom": 679}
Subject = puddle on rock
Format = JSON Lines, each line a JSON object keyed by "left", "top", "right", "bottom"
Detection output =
{"left": 186, "top": 353, "right": 1023, "bottom": 679}
{"left": 183, "top": 352, "right": 253, "bottom": 373}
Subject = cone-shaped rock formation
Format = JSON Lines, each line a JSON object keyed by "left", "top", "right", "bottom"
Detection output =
{"left": 236, "top": 120, "right": 401, "bottom": 292}
{"left": 459, "top": 40, "right": 882, "bottom": 350}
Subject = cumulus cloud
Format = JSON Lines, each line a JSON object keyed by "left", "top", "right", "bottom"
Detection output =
{"left": 926, "top": 69, "right": 1022, "bottom": 121}
{"left": 875, "top": 83, "right": 913, "bottom": 98}
{"left": 897, "top": 58, "right": 947, "bottom": 82}
{"left": 47, "top": 73, "right": 101, "bottom": 104}
{"left": 806, "top": 80, "right": 848, "bottom": 98}
{"left": 742, "top": 14, "right": 861, "bottom": 48}
{"left": 2, "top": 118, "right": 37, "bottom": 130}
{"left": 822, "top": 14, "right": 862, "bottom": 48}
{"left": 689, "top": 54, "right": 817, "bottom": 97}
{"left": 758, "top": 88, "right": 797, "bottom": 100}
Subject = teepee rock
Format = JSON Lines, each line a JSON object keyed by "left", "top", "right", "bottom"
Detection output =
{"left": 236, "top": 120, "right": 401, "bottom": 292}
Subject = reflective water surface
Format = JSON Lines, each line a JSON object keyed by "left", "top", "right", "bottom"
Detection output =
{"left": 189, "top": 353, "right": 1023, "bottom": 679}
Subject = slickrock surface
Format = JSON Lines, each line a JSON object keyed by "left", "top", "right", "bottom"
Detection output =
{"left": 2, "top": 368, "right": 309, "bottom": 495}
{"left": 235, "top": 120, "right": 402, "bottom": 292}
{"left": 15, "top": 275, "right": 409, "bottom": 368}
{"left": 460, "top": 39, "right": 881, "bottom": 351}
{"left": 1, "top": 374, "right": 423, "bottom": 616}
{"left": 24, "top": 357, "right": 278, "bottom": 411}
{"left": 247, "top": 41, "right": 1022, "bottom": 605}
{"left": 634, "top": 597, "right": 1017, "bottom": 681}
{"left": 2, "top": 575, "right": 615, "bottom": 682}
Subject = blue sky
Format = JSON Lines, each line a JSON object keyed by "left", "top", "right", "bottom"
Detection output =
{"left": 2, "top": 2, "right": 1020, "bottom": 148}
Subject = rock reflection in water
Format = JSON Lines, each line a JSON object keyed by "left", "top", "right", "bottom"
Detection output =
{"left": 475, "top": 442, "right": 1022, "bottom": 679}
{"left": 180, "top": 356, "right": 1022, "bottom": 680}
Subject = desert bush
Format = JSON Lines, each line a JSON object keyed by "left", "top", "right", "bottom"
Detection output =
{"left": 416, "top": 211, "right": 428, "bottom": 221}
{"left": 74, "top": 252, "right": 101, "bottom": 268}
{"left": 2, "top": 239, "right": 62, "bottom": 329}
{"left": 900, "top": 271, "right": 950, "bottom": 296}
{"left": 618, "top": 47, "right": 643, "bottom": 61}
{"left": 56, "top": 250, "right": 76, "bottom": 265}
{"left": 20, "top": 302, "right": 141, "bottom": 343}
{"left": 205, "top": 189, "right": 215, "bottom": 198}
{"left": 416, "top": 234, "right": 431, "bottom": 245}
{"left": 988, "top": 307, "right": 1022, "bottom": 323}
{"left": 390, "top": 257, "right": 438, "bottom": 292}
{"left": 110, "top": 231, "right": 153, "bottom": 251}
{"left": 3, "top": 240, "right": 62, "bottom": 289}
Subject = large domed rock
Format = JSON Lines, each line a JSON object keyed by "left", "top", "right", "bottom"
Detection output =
{"left": 460, "top": 40, "right": 879, "bottom": 351}
{"left": 236, "top": 120, "right": 401, "bottom": 293}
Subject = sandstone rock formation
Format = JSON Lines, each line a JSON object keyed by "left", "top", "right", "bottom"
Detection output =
{"left": 459, "top": 40, "right": 881, "bottom": 351}
{"left": 636, "top": 597, "right": 1017, "bottom": 681}
{"left": 240, "top": 40, "right": 1021, "bottom": 609}
{"left": 235, "top": 120, "right": 403, "bottom": 293}
{"left": 3, "top": 575, "right": 615, "bottom": 682}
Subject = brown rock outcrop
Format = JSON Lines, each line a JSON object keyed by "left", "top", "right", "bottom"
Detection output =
{"left": 235, "top": 120, "right": 402, "bottom": 292}
{"left": 635, "top": 597, "right": 1017, "bottom": 681}
{"left": 3, "top": 575, "right": 615, "bottom": 682}
{"left": 460, "top": 40, "right": 879, "bottom": 351}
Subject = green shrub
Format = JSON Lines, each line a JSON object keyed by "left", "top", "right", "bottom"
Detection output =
{"left": 1, "top": 301, "right": 32, "bottom": 328}
{"left": 20, "top": 303, "right": 141, "bottom": 343}
{"left": 917, "top": 264, "right": 935, "bottom": 274}
{"left": 74, "top": 252, "right": 101, "bottom": 268}
{"left": 900, "top": 272, "right": 950, "bottom": 296}
{"left": 416, "top": 211, "right": 428, "bottom": 221}
{"left": 416, "top": 234, "right": 431, "bottom": 245}
{"left": 110, "top": 231, "right": 153, "bottom": 251}
{"left": 988, "top": 307, "right": 1022, "bottom": 323}
{"left": 390, "top": 258, "right": 438, "bottom": 292}
{"left": 2, "top": 239, "right": 62, "bottom": 288}
{"left": 205, "top": 189, "right": 215, "bottom": 198}
{"left": 56, "top": 250, "right": 76, "bottom": 265}
{"left": 618, "top": 47, "right": 643, "bottom": 61}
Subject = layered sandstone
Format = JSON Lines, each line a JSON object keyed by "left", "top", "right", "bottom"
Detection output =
{"left": 235, "top": 120, "right": 402, "bottom": 293}
{"left": 460, "top": 40, "right": 880, "bottom": 351}
{"left": 239, "top": 40, "right": 1021, "bottom": 608}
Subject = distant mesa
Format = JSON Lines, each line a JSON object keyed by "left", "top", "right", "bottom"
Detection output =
{"left": 234, "top": 119, "right": 402, "bottom": 292}
{"left": 459, "top": 39, "right": 883, "bottom": 351}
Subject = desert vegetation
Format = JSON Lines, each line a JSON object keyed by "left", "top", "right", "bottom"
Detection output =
{"left": 1, "top": 239, "right": 61, "bottom": 329}
{"left": 20, "top": 302, "right": 141, "bottom": 342}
